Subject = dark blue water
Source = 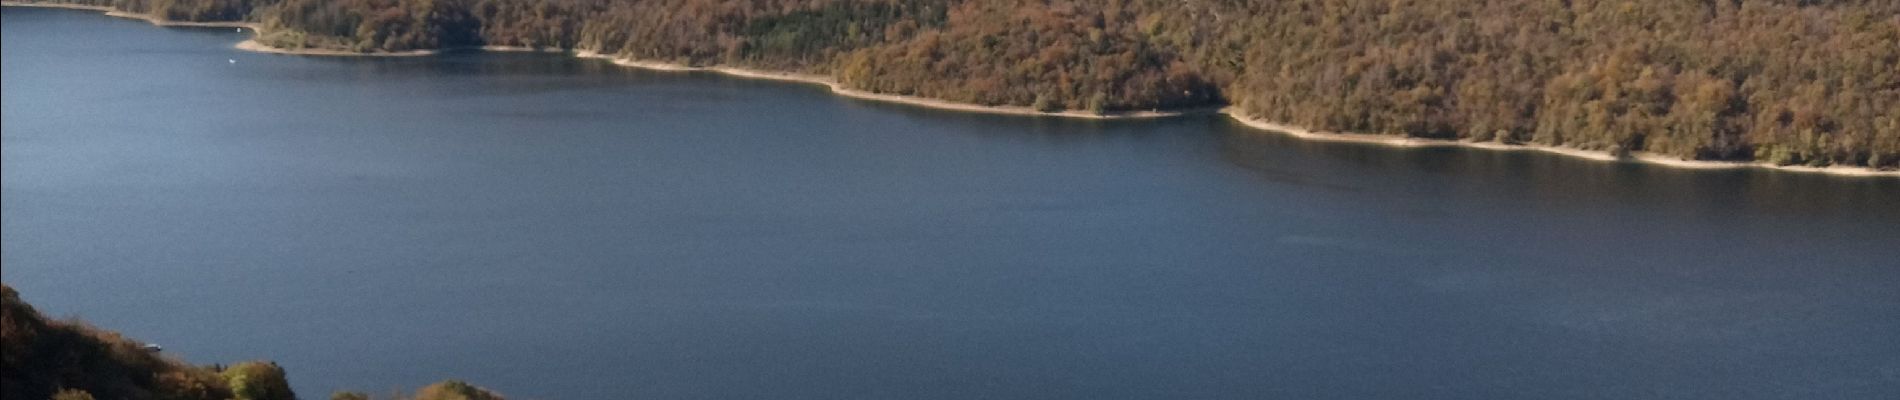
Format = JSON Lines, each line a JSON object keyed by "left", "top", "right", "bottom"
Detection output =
{"left": 5, "top": 7, "right": 1898, "bottom": 399}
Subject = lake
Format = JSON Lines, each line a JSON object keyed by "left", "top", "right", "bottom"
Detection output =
{"left": 4, "top": 7, "right": 1898, "bottom": 399}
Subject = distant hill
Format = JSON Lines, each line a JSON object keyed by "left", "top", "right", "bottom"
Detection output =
{"left": 14, "top": 0, "right": 1900, "bottom": 169}
{"left": 1, "top": 284, "right": 500, "bottom": 400}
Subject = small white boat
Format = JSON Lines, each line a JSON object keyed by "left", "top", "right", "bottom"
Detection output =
{"left": 142, "top": 343, "right": 162, "bottom": 352}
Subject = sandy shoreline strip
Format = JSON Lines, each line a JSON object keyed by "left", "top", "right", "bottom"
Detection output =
{"left": 571, "top": 51, "right": 1189, "bottom": 120}
{"left": 234, "top": 40, "right": 438, "bottom": 57}
{"left": 9, "top": 2, "right": 1894, "bottom": 177}
{"left": 1222, "top": 110, "right": 1899, "bottom": 177}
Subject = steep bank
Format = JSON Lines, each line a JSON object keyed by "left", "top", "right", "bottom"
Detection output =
{"left": 0, "top": 284, "right": 506, "bottom": 400}
{"left": 1, "top": 284, "right": 235, "bottom": 400}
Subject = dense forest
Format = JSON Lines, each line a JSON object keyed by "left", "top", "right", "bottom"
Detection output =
{"left": 16, "top": 0, "right": 1900, "bottom": 168}
{"left": 1, "top": 284, "right": 504, "bottom": 400}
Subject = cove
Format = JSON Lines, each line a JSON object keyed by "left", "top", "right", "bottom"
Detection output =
{"left": 4, "top": 7, "right": 1898, "bottom": 399}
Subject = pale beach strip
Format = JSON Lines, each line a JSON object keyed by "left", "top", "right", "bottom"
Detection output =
{"left": 1223, "top": 110, "right": 1900, "bottom": 177}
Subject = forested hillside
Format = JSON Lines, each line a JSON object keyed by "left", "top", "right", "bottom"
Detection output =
{"left": 17, "top": 0, "right": 1900, "bottom": 168}
{"left": 1, "top": 284, "right": 503, "bottom": 400}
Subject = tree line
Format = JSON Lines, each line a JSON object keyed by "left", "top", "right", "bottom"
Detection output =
{"left": 23, "top": 0, "right": 1900, "bottom": 168}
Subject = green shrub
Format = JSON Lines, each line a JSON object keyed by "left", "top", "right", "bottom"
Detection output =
{"left": 415, "top": 380, "right": 504, "bottom": 400}
{"left": 1033, "top": 95, "right": 1061, "bottom": 113}
{"left": 1086, "top": 93, "right": 1110, "bottom": 115}
{"left": 221, "top": 361, "right": 295, "bottom": 400}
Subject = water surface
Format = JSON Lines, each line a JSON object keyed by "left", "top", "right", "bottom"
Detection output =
{"left": 4, "top": 7, "right": 1898, "bottom": 399}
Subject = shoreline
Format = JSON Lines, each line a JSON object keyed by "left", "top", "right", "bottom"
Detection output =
{"left": 235, "top": 39, "right": 437, "bottom": 57}
{"left": 1222, "top": 111, "right": 1900, "bottom": 177}
{"left": 8, "top": 2, "right": 1894, "bottom": 177}
{"left": 568, "top": 50, "right": 1193, "bottom": 120}
{"left": 2, "top": 2, "right": 254, "bottom": 28}
{"left": 244, "top": 41, "right": 1900, "bottom": 177}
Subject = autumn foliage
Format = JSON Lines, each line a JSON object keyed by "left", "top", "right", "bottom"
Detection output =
{"left": 22, "top": 0, "right": 1900, "bottom": 168}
